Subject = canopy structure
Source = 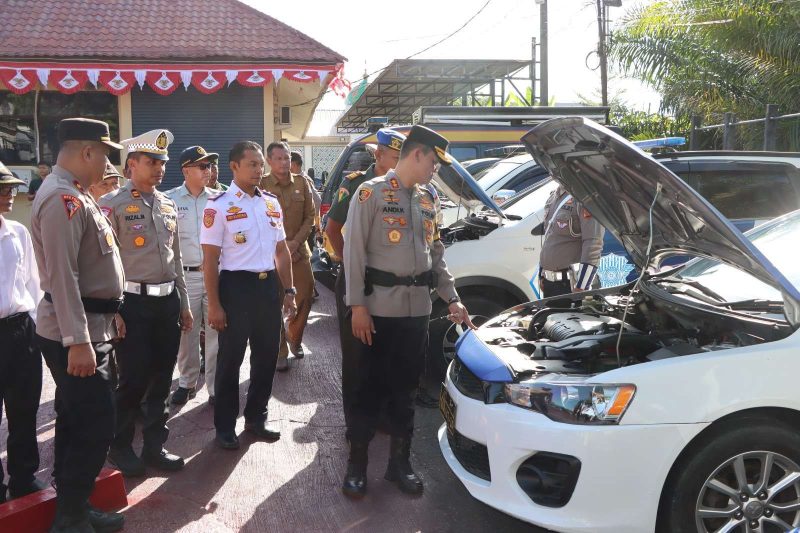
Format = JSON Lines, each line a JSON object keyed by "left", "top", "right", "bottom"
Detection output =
{"left": 336, "top": 59, "right": 533, "bottom": 133}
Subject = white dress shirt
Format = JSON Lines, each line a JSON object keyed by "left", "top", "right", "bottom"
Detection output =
{"left": 0, "top": 217, "right": 43, "bottom": 321}
{"left": 200, "top": 182, "right": 286, "bottom": 272}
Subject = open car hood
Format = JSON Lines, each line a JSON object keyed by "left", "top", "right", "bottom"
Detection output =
{"left": 432, "top": 158, "right": 505, "bottom": 218}
{"left": 522, "top": 117, "right": 800, "bottom": 314}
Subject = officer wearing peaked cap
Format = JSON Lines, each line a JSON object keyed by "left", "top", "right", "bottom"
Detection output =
{"left": 31, "top": 118, "right": 126, "bottom": 532}
{"left": 100, "top": 128, "right": 193, "bottom": 477}
{"left": 342, "top": 125, "right": 474, "bottom": 498}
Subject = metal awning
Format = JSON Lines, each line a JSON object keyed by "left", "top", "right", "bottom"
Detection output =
{"left": 336, "top": 59, "right": 532, "bottom": 133}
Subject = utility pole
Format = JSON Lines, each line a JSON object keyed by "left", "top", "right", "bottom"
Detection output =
{"left": 597, "top": 0, "right": 621, "bottom": 107}
{"left": 538, "top": 0, "right": 548, "bottom": 106}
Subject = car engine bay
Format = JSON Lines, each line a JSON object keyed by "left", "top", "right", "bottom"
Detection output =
{"left": 474, "top": 283, "right": 793, "bottom": 377}
{"left": 441, "top": 211, "right": 503, "bottom": 245}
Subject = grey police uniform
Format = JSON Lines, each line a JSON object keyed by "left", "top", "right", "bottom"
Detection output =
{"left": 31, "top": 164, "right": 125, "bottom": 522}
{"left": 166, "top": 183, "right": 219, "bottom": 395}
{"left": 343, "top": 170, "right": 458, "bottom": 443}
{"left": 99, "top": 183, "right": 188, "bottom": 456}
{"left": 539, "top": 185, "right": 604, "bottom": 299}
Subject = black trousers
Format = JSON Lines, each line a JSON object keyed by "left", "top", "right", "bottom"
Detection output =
{"left": 540, "top": 272, "right": 573, "bottom": 309}
{"left": 112, "top": 290, "right": 180, "bottom": 452}
{"left": 0, "top": 313, "right": 42, "bottom": 497}
{"left": 345, "top": 315, "right": 429, "bottom": 443}
{"left": 214, "top": 270, "right": 281, "bottom": 435}
{"left": 37, "top": 335, "right": 114, "bottom": 520}
{"left": 335, "top": 267, "right": 361, "bottom": 436}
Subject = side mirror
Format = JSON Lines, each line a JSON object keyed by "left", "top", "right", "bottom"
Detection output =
{"left": 321, "top": 170, "right": 329, "bottom": 184}
{"left": 491, "top": 189, "right": 516, "bottom": 206}
{"left": 531, "top": 222, "right": 544, "bottom": 236}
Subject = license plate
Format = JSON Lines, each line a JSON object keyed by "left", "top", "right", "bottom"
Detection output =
{"left": 439, "top": 384, "right": 457, "bottom": 436}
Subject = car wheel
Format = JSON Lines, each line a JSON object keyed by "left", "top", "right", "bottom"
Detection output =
{"left": 426, "top": 294, "right": 509, "bottom": 380}
{"left": 659, "top": 418, "right": 800, "bottom": 533}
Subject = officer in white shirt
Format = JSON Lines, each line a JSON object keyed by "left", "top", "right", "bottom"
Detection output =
{"left": 200, "top": 141, "right": 297, "bottom": 450}
{"left": 0, "top": 161, "right": 47, "bottom": 504}
{"left": 166, "top": 146, "right": 220, "bottom": 406}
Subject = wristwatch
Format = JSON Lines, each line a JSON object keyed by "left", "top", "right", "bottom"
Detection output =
{"left": 447, "top": 296, "right": 461, "bottom": 305}
{"left": 284, "top": 287, "right": 297, "bottom": 295}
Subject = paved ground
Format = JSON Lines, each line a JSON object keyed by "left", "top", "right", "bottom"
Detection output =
{"left": 1, "top": 285, "right": 548, "bottom": 533}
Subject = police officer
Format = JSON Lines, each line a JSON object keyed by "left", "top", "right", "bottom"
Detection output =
{"left": 208, "top": 159, "right": 228, "bottom": 191}
{"left": 537, "top": 183, "right": 604, "bottom": 307}
{"left": 0, "top": 161, "right": 47, "bottom": 505}
{"left": 201, "top": 141, "right": 297, "bottom": 450}
{"left": 166, "top": 146, "right": 220, "bottom": 405}
{"left": 88, "top": 160, "right": 122, "bottom": 202}
{"left": 31, "top": 118, "right": 125, "bottom": 532}
{"left": 324, "top": 128, "right": 404, "bottom": 435}
{"left": 261, "top": 142, "right": 315, "bottom": 370}
{"left": 100, "top": 129, "right": 193, "bottom": 477}
{"left": 342, "top": 125, "right": 473, "bottom": 498}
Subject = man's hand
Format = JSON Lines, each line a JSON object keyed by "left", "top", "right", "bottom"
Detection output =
{"left": 290, "top": 250, "right": 302, "bottom": 263}
{"left": 67, "top": 343, "right": 97, "bottom": 377}
{"left": 283, "top": 294, "right": 298, "bottom": 321}
{"left": 447, "top": 301, "right": 477, "bottom": 330}
{"left": 180, "top": 309, "right": 194, "bottom": 332}
{"left": 114, "top": 313, "right": 126, "bottom": 340}
{"left": 351, "top": 305, "right": 376, "bottom": 345}
{"left": 287, "top": 240, "right": 299, "bottom": 254}
{"left": 209, "top": 303, "right": 227, "bottom": 332}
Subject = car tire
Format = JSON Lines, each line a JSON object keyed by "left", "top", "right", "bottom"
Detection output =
{"left": 658, "top": 417, "right": 800, "bottom": 533}
{"left": 426, "top": 294, "right": 510, "bottom": 380}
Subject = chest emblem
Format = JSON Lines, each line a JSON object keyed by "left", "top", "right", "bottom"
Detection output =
{"left": 100, "top": 206, "right": 113, "bottom": 219}
{"left": 419, "top": 198, "right": 434, "bottom": 210}
{"left": 557, "top": 221, "right": 568, "bottom": 229}
{"left": 134, "top": 236, "right": 146, "bottom": 247}
{"left": 160, "top": 204, "right": 175, "bottom": 214}
{"left": 226, "top": 212, "right": 248, "bottom": 221}
{"left": 387, "top": 229, "right": 402, "bottom": 243}
{"left": 203, "top": 208, "right": 216, "bottom": 228}
{"left": 266, "top": 200, "right": 276, "bottom": 211}
{"left": 233, "top": 231, "right": 247, "bottom": 244}
{"left": 383, "top": 216, "right": 407, "bottom": 226}
{"left": 125, "top": 204, "right": 139, "bottom": 214}
{"left": 358, "top": 187, "right": 372, "bottom": 203}
{"left": 383, "top": 190, "right": 399, "bottom": 204}
{"left": 130, "top": 224, "right": 144, "bottom": 231}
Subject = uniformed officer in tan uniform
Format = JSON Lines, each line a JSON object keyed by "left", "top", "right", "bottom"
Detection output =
{"left": 88, "top": 160, "right": 122, "bottom": 202}
{"left": 537, "top": 183, "right": 604, "bottom": 307}
{"left": 31, "top": 118, "right": 126, "bottom": 532}
{"left": 100, "top": 129, "right": 192, "bottom": 477}
{"left": 261, "top": 142, "right": 315, "bottom": 370}
{"left": 324, "top": 129, "right": 404, "bottom": 439}
{"left": 342, "top": 125, "right": 474, "bottom": 498}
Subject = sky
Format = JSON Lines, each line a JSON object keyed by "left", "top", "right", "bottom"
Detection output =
{"left": 244, "top": 0, "right": 660, "bottom": 128}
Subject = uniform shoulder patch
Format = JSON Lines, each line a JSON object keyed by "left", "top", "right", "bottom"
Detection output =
{"left": 346, "top": 171, "right": 364, "bottom": 180}
{"left": 582, "top": 207, "right": 592, "bottom": 219}
{"left": 203, "top": 208, "right": 216, "bottom": 228}
{"left": 358, "top": 187, "right": 373, "bottom": 203}
{"left": 61, "top": 194, "right": 82, "bottom": 220}
{"left": 262, "top": 189, "right": 278, "bottom": 199}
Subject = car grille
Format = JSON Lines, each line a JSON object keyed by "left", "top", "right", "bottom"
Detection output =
{"left": 447, "top": 429, "right": 491, "bottom": 481}
{"left": 449, "top": 357, "right": 484, "bottom": 401}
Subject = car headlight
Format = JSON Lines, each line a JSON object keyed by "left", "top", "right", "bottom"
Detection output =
{"left": 504, "top": 382, "right": 636, "bottom": 425}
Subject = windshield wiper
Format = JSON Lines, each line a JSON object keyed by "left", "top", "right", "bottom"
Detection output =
{"left": 718, "top": 299, "right": 784, "bottom": 312}
{"left": 658, "top": 277, "right": 726, "bottom": 302}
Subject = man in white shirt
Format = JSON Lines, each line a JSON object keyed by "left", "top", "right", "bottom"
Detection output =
{"left": 166, "top": 146, "right": 220, "bottom": 406}
{"left": 0, "top": 160, "right": 47, "bottom": 503}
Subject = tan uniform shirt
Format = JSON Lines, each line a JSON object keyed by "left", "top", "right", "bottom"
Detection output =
{"left": 539, "top": 186, "right": 604, "bottom": 288}
{"left": 31, "top": 166, "right": 125, "bottom": 346}
{"left": 99, "top": 184, "right": 189, "bottom": 310}
{"left": 344, "top": 170, "right": 458, "bottom": 317}
{"left": 260, "top": 172, "right": 315, "bottom": 259}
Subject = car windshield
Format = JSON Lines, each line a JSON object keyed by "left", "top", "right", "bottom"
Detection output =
{"left": 673, "top": 211, "right": 800, "bottom": 302}
{"left": 476, "top": 159, "right": 524, "bottom": 189}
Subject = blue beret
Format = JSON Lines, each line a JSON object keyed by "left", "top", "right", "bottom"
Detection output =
{"left": 376, "top": 128, "right": 406, "bottom": 151}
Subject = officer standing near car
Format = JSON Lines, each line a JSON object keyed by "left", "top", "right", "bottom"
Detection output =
{"left": 31, "top": 118, "right": 125, "bottom": 532}
{"left": 201, "top": 141, "right": 297, "bottom": 450}
{"left": 537, "top": 183, "right": 604, "bottom": 307}
{"left": 100, "top": 129, "right": 193, "bottom": 477}
{"left": 0, "top": 161, "right": 47, "bottom": 505}
{"left": 166, "top": 146, "right": 220, "bottom": 405}
{"left": 342, "top": 125, "right": 473, "bottom": 498}
{"left": 324, "top": 128, "right": 404, "bottom": 435}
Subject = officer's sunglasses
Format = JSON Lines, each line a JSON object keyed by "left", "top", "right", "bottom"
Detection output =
{"left": 188, "top": 163, "right": 213, "bottom": 170}
{"left": 0, "top": 185, "right": 19, "bottom": 197}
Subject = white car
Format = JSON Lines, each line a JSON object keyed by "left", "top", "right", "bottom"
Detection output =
{"left": 439, "top": 117, "right": 800, "bottom": 533}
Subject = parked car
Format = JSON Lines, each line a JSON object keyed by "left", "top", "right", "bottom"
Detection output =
{"left": 439, "top": 117, "right": 800, "bottom": 533}
{"left": 428, "top": 147, "right": 800, "bottom": 375}
{"left": 461, "top": 157, "right": 501, "bottom": 177}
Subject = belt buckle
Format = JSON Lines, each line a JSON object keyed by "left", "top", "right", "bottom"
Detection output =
{"left": 147, "top": 285, "right": 161, "bottom": 297}
{"left": 258, "top": 272, "right": 268, "bottom": 280}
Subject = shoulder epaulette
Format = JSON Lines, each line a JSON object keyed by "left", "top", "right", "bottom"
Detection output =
{"left": 262, "top": 189, "right": 278, "bottom": 199}
{"left": 346, "top": 171, "right": 364, "bottom": 180}
{"left": 208, "top": 191, "right": 227, "bottom": 202}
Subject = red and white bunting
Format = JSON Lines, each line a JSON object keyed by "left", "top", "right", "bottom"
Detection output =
{"left": 0, "top": 63, "right": 340, "bottom": 96}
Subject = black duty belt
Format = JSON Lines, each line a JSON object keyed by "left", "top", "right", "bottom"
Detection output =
{"left": 44, "top": 292, "right": 124, "bottom": 314}
{"left": 220, "top": 269, "right": 273, "bottom": 281}
{"left": 364, "top": 267, "right": 436, "bottom": 296}
{"left": 0, "top": 312, "right": 30, "bottom": 327}
{"left": 183, "top": 266, "right": 202, "bottom": 272}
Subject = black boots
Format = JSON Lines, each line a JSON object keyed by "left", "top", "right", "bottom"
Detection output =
{"left": 342, "top": 441, "right": 368, "bottom": 499}
{"left": 384, "top": 436, "right": 423, "bottom": 495}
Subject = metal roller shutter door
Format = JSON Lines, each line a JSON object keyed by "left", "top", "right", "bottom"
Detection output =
{"left": 131, "top": 85, "right": 264, "bottom": 191}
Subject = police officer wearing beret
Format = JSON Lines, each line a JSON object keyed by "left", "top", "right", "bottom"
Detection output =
{"left": 166, "top": 146, "right": 220, "bottom": 406}
{"left": 31, "top": 118, "right": 126, "bottom": 532}
{"left": 0, "top": 161, "right": 47, "bottom": 505}
{"left": 100, "top": 129, "right": 193, "bottom": 477}
{"left": 324, "top": 128, "right": 404, "bottom": 436}
{"left": 342, "top": 125, "right": 474, "bottom": 498}
{"left": 537, "top": 183, "right": 604, "bottom": 307}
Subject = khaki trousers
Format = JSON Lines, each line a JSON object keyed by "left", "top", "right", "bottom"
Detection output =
{"left": 278, "top": 256, "right": 315, "bottom": 358}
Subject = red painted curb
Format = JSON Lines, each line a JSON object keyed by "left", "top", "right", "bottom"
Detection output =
{"left": 0, "top": 468, "right": 127, "bottom": 532}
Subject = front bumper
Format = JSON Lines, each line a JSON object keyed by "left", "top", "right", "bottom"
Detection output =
{"left": 439, "top": 372, "right": 708, "bottom": 533}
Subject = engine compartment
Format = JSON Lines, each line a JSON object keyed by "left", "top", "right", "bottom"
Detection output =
{"left": 441, "top": 211, "right": 502, "bottom": 245}
{"left": 475, "top": 283, "right": 793, "bottom": 377}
